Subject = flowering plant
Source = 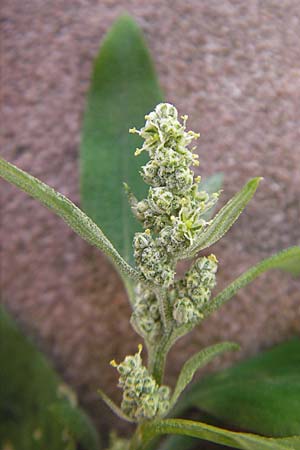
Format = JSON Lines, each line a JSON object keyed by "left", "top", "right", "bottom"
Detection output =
{"left": 1, "top": 101, "right": 299, "bottom": 450}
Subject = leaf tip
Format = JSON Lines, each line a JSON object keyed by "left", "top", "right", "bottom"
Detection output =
{"left": 250, "top": 176, "right": 263, "bottom": 188}
{"left": 110, "top": 13, "right": 141, "bottom": 36}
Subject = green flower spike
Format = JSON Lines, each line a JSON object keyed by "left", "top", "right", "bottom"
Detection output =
{"left": 110, "top": 345, "right": 171, "bottom": 421}
{"left": 129, "top": 103, "right": 220, "bottom": 289}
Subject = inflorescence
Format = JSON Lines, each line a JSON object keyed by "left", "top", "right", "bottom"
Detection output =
{"left": 111, "top": 345, "right": 170, "bottom": 421}
{"left": 128, "top": 103, "right": 219, "bottom": 288}
{"left": 111, "top": 103, "right": 220, "bottom": 422}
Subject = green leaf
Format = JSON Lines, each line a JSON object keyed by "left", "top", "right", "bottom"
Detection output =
{"left": 204, "top": 246, "right": 300, "bottom": 317}
{"left": 170, "top": 342, "right": 239, "bottom": 409}
{"left": 0, "top": 157, "right": 139, "bottom": 283}
{"left": 198, "top": 173, "right": 224, "bottom": 221}
{"left": 174, "top": 338, "right": 300, "bottom": 437}
{"left": 49, "top": 401, "right": 100, "bottom": 450}
{"left": 80, "top": 14, "right": 163, "bottom": 265}
{"left": 0, "top": 305, "right": 101, "bottom": 450}
{"left": 157, "top": 434, "right": 198, "bottom": 450}
{"left": 184, "top": 177, "right": 262, "bottom": 258}
{"left": 139, "top": 419, "right": 300, "bottom": 450}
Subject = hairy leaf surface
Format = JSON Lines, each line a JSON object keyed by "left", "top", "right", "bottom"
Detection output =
{"left": 0, "top": 157, "right": 139, "bottom": 282}
{"left": 139, "top": 419, "right": 300, "bottom": 450}
{"left": 205, "top": 246, "right": 300, "bottom": 317}
{"left": 170, "top": 342, "right": 239, "bottom": 409}
{"left": 185, "top": 177, "right": 262, "bottom": 257}
{"left": 174, "top": 338, "right": 300, "bottom": 437}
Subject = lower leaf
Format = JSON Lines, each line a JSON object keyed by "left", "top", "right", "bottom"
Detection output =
{"left": 205, "top": 246, "right": 300, "bottom": 317}
{"left": 174, "top": 338, "right": 300, "bottom": 437}
{"left": 170, "top": 342, "right": 239, "bottom": 409}
{"left": 139, "top": 419, "right": 300, "bottom": 450}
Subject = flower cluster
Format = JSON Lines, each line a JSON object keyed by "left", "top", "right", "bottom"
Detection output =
{"left": 111, "top": 345, "right": 170, "bottom": 421}
{"left": 128, "top": 103, "right": 219, "bottom": 287}
{"left": 131, "top": 283, "right": 162, "bottom": 343}
{"left": 133, "top": 230, "right": 175, "bottom": 287}
{"left": 170, "top": 255, "right": 218, "bottom": 325}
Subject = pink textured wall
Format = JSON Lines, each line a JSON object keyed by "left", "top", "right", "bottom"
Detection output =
{"left": 2, "top": 0, "right": 300, "bottom": 433}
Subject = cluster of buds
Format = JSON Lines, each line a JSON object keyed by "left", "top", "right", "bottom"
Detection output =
{"left": 106, "top": 105, "right": 221, "bottom": 425}
{"left": 171, "top": 255, "right": 218, "bottom": 325}
{"left": 128, "top": 103, "right": 219, "bottom": 287}
{"left": 133, "top": 230, "right": 175, "bottom": 287}
{"left": 111, "top": 345, "right": 170, "bottom": 421}
{"left": 131, "top": 283, "right": 162, "bottom": 343}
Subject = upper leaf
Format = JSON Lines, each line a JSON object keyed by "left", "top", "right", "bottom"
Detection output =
{"left": 140, "top": 419, "right": 300, "bottom": 450}
{"left": 170, "top": 342, "right": 239, "bottom": 409}
{"left": 183, "top": 177, "right": 262, "bottom": 258}
{"left": 0, "top": 157, "right": 139, "bottom": 283}
{"left": 204, "top": 246, "right": 300, "bottom": 317}
{"left": 173, "top": 338, "right": 300, "bottom": 437}
{"left": 80, "top": 15, "right": 163, "bottom": 265}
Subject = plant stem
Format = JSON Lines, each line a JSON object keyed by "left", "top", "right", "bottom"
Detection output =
{"left": 123, "top": 276, "right": 137, "bottom": 307}
{"left": 128, "top": 424, "right": 143, "bottom": 450}
{"left": 155, "top": 288, "right": 172, "bottom": 332}
{"left": 148, "top": 333, "right": 172, "bottom": 385}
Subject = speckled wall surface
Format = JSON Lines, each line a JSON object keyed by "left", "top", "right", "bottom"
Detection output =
{"left": 2, "top": 0, "right": 300, "bottom": 435}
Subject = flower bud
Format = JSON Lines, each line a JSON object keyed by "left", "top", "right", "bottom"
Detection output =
{"left": 173, "top": 297, "right": 198, "bottom": 324}
{"left": 111, "top": 346, "right": 171, "bottom": 421}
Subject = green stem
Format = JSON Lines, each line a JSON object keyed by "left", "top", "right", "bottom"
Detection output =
{"left": 128, "top": 424, "right": 143, "bottom": 450}
{"left": 155, "top": 288, "right": 172, "bottom": 332}
{"left": 148, "top": 333, "right": 172, "bottom": 385}
{"left": 123, "top": 276, "right": 137, "bottom": 307}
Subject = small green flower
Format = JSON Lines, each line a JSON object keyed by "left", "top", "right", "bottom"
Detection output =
{"left": 131, "top": 283, "right": 162, "bottom": 343}
{"left": 128, "top": 103, "right": 220, "bottom": 288}
{"left": 170, "top": 255, "right": 218, "bottom": 325}
{"left": 173, "top": 297, "right": 200, "bottom": 324}
{"left": 110, "top": 104, "right": 221, "bottom": 422}
{"left": 111, "top": 345, "right": 171, "bottom": 421}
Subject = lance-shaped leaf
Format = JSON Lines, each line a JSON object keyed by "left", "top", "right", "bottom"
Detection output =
{"left": 0, "top": 157, "right": 139, "bottom": 283}
{"left": 170, "top": 342, "right": 239, "bottom": 409}
{"left": 184, "top": 177, "right": 262, "bottom": 258}
{"left": 204, "top": 246, "right": 300, "bottom": 317}
{"left": 139, "top": 419, "right": 300, "bottom": 450}
{"left": 49, "top": 402, "right": 100, "bottom": 450}
{"left": 174, "top": 338, "right": 300, "bottom": 437}
{"left": 80, "top": 15, "right": 163, "bottom": 266}
{"left": 97, "top": 389, "right": 135, "bottom": 423}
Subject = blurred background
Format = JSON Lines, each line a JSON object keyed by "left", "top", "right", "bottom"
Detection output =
{"left": 2, "top": 0, "right": 300, "bottom": 438}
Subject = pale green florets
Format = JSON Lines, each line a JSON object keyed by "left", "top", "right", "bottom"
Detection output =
{"left": 133, "top": 231, "right": 175, "bottom": 287}
{"left": 173, "top": 297, "right": 197, "bottom": 324}
{"left": 129, "top": 103, "right": 220, "bottom": 287}
{"left": 131, "top": 284, "right": 162, "bottom": 343}
{"left": 171, "top": 255, "right": 218, "bottom": 325}
{"left": 111, "top": 345, "right": 171, "bottom": 421}
{"left": 105, "top": 104, "right": 221, "bottom": 426}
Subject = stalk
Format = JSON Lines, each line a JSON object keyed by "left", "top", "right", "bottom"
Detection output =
{"left": 148, "top": 333, "right": 172, "bottom": 385}
{"left": 128, "top": 424, "right": 144, "bottom": 450}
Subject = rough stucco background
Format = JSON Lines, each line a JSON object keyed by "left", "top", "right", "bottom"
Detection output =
{"left": 1, "top": 0, "right": 300, "bottom": 439}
